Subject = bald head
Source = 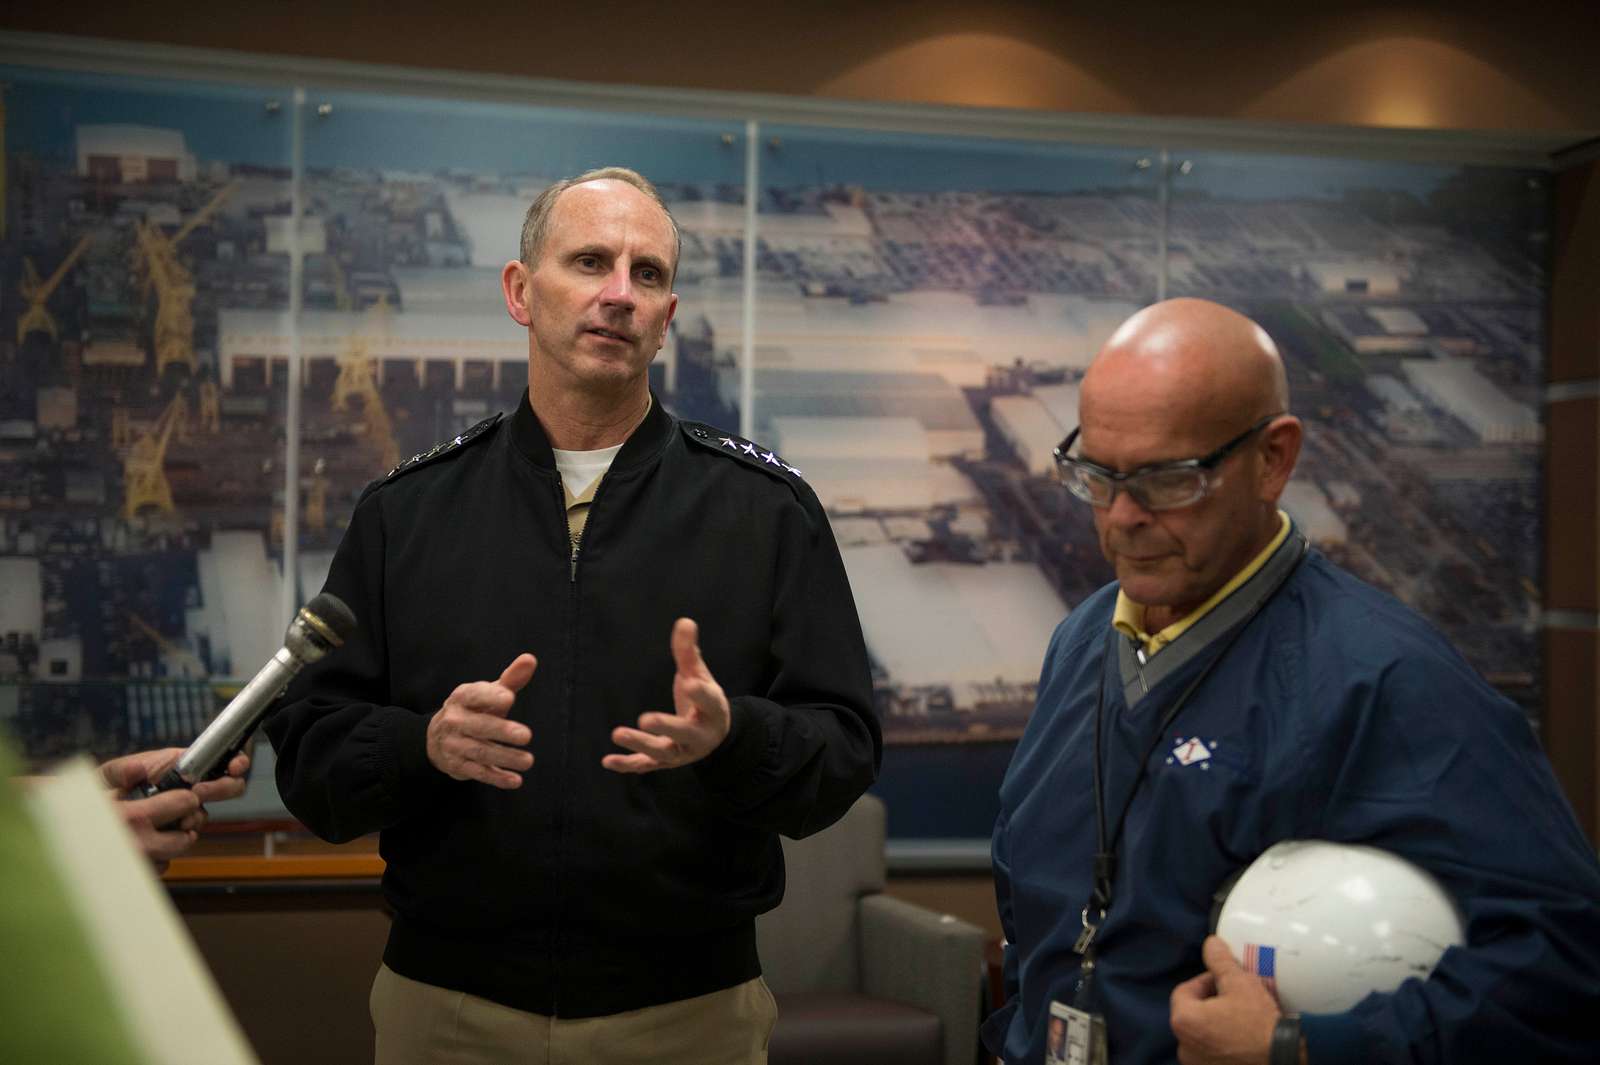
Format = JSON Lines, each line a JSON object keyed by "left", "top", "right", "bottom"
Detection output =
{"left": 1083, "top": 298, "right": 1288, "bottom": 440}
{"left": 1075, "top": 299, "right": 1302, "bottom": 626}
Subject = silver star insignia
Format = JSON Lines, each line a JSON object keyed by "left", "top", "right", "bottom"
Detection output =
{"left": 719, "top": 437, "right": 738, "bottom": 449}
{"left": 741, "top": 442, "right": 759, "bottom": 455}
{"left": 784, "top": 465, "right": 802, "bottom": 475}
{"left": 762, "top": 451, "right": 781, "bottom": 465}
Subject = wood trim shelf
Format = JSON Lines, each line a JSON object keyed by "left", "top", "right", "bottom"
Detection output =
{"left": 164, "top": 853, "right": 386, "bottom": 881}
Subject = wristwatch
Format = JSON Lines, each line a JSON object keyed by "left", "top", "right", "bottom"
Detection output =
{"left": 1270, "top": 1014, "right": 1302, "bottom": 1065}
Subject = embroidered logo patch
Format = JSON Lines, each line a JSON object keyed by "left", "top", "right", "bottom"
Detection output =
{"left": 1168, "top": 736, "right": 1215, "bottom": 769}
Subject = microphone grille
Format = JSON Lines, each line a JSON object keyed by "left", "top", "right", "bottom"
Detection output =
{"left": 304, "top": 592, "right": 358, "bottom": 641}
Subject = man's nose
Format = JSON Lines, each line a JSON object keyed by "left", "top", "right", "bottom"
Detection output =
{"left": 1104, "top": 484, "right": 1152, "bottom": 528}
{"left": 599, "top": 263, "right": 636, "bottom": 309}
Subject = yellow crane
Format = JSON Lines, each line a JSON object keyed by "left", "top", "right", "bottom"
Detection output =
{"left": 131, "top": 181, "right": 237, "bottom": 376}
{"left": 17, "top": 234, "right": 94, "bottom": 342}
{"left": 304, "top": 457, "right": 329, "bottom": 534}
{"left": 196, "top": 376, "right": 221, "bottom": 433}
{"left": 331, "top": 296, "right": 400, "bottom": 471}
{"left": 127, "top": 613, "right": 208, "bottom": 678}
{"left": 360, "top": 376, "right": 401, "bottom": 473}
{"left": 0, "top": 86, "right": 7, "bottom": 241}
{"left": 121, "top": 393, "right": 188, "bottom": 519}
{"left": 111, "top": 407, "right": 134, "bottom": 449}
{"left": 330, "top": 333, "right": 378, "bottom": 412}
{"left": 328, "top": 254, "right": 354, "bottom": 311}
{"left": 269, "top": 457, "right": 332, "bottom": 544}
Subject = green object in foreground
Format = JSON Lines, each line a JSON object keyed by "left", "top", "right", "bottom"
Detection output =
{"left": 0, "top": 742, "right": 146, "bottom": 1065}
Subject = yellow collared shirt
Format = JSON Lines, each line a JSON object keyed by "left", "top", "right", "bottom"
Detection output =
{"left": 1112, "top": 511, "right": 1291, "bottom": 657}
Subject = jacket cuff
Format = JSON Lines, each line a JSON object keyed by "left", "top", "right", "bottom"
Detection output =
{"left": 1300, "top": 1010, "right": 1366, "bottom": 1065}
{"left": 694, "top": 695, "right": 771, "bottom": 789}
{"left": 382, "top": 708, "right": 441, "bottom": 792}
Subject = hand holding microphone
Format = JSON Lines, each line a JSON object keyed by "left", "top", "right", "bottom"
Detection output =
{"left": 140, "top": 592, "right": 357, "bottom": 796}
{"left": 102, "top": 747, "right": 251, "bottom": 870}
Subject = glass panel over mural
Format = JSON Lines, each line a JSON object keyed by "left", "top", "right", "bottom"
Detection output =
{"left": 0, "top": 68, "right": 293, "bottom": 783}
{"left": 1166, "top": 150, "right": 1546, "bottom": 711}
{"left": 750, "top": 127, "right": 1161, "bottom": 840}
{"left": 0, "top": 59, "right": 1554, "bottom": 845}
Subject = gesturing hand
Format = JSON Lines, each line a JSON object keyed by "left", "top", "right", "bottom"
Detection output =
{"left": 603, "top": 617, "right": 731, "bottom": 774}
{"left": 1169, "top": 935, "right": 1286, "bottom": 1065}
{"left": 426, "top": 654, "right": 537, "bottom": 789}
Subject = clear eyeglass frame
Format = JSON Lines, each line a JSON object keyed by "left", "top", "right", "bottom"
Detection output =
{"left": 1051, "top": 414, "right": 1282, "bottom": 511}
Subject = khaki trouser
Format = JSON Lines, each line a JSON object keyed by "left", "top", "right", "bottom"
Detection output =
{"left": 370, "top": 963, "right": 778, "bottom": 1065}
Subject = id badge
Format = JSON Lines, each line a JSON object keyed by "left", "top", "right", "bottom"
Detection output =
{"left": 1046, "top": 999, "right": 1109, "bottom": 1065}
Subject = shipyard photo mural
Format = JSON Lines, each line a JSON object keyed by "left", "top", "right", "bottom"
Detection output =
{"left": 0, "top": 68, "right": 1547, "bottom": 841}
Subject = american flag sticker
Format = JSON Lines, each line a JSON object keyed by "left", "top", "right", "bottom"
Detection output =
{"left": 1243, "top": 943, "right": 1278, "bottom": 995}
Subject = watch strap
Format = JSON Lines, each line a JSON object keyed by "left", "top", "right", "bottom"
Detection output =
{"left": 1271, "top": 1014, "right": 1302, "bottom": 1065}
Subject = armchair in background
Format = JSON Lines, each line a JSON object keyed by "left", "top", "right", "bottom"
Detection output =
{"left": 756, "top": 793, "right": 987, "bottom": 1065}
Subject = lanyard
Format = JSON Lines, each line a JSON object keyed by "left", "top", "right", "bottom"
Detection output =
{"left": 1075, "top": 536, "right": 1308, "bottom": 966}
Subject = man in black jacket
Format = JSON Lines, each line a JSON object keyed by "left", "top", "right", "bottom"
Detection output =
{"left": 266, "top": 167, "right": 881, "bottom": 1065}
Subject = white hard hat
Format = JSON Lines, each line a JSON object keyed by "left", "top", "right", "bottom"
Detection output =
{"left": 1211, "top": 840, "right": 1465, "bottom": 1014}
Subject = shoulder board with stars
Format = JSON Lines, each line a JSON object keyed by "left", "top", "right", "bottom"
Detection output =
{"left": 679, "top": 421, "right": 803, "bottom": 480}
{"left": 361, "top": 412, "right": 503, "bottom": 500}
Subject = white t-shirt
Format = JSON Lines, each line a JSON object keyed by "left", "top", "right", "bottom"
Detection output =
{"left": 552, "top": 443, "right": 623, "bottom": 499}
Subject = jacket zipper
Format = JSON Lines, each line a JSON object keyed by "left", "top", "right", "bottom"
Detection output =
{"left": 551, "top": 468, "right": 609, "bottom": 1015}
{"left": 567, "top": 479, "right": 602, "bottom": 581}
{"left": 554, "top": 473, "right": 572, "bottom": 1017}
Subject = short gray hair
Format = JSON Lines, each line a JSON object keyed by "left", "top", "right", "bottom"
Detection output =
{"left": 518, "top": 166, "right": 681, "bottom": 283}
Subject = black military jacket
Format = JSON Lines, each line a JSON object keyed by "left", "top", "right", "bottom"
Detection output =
{"left": 266, "top": 391, "right": 880, "bottom": 1018}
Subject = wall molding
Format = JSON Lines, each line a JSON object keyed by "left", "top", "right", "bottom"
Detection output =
{"left": 1546, "top": 380, "right": 1600, "bottom": 403}
{"left": 887, "top": 839, "right": 993, "bottom": 874}
{"left": 1553, "top": 136, "right": 1600, "bottom": 169}
{"left": 1543, "top": 610, "right": 1600, "bottom": 631}
{"left": 0, "top": 29, "right": 1587, "bottom": 169}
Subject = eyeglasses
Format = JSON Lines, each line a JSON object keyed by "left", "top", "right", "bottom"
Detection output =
{"left": 1052, "top": 414, "right": 1282, "bottom": 511}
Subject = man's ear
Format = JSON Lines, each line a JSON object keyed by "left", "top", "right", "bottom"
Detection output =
{"left": 501, "top": 260, "right": 533, "bottom": 327}
{"left": 1258, "top": 416, "right": 1303, "bottom": 503}
{"left": 656, "top": 292, "right": 679, "bottom": 351}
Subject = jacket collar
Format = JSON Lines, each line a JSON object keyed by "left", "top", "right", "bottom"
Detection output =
{"left": 509, "top": 388, "right": 672, "bottom": 473}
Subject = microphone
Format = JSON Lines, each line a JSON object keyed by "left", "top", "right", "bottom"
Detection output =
{"left": 141, "top": 592, "right": 357, "bottom": 795}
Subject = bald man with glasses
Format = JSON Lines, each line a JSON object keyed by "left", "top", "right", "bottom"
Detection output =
{"left": 983, "top": 298, "right": 1600, "bottom": 1065}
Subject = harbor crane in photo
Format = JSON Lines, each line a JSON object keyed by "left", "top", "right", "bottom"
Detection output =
{"left": 17, "top": 234, "right": 93, "bottom": 342}
{"left": 130, "top": 180, "right": 237, "bottom": 377}
{"left": 121, "top": 392, "right": 189, "bottom": 519}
